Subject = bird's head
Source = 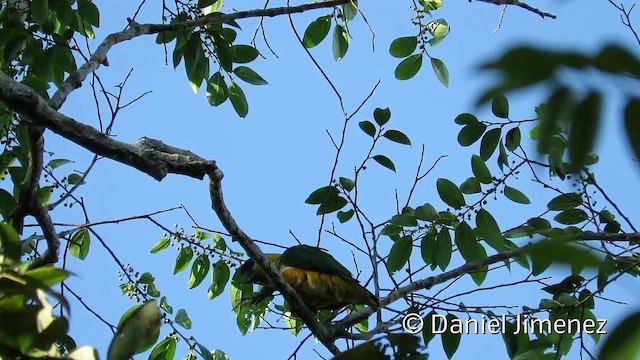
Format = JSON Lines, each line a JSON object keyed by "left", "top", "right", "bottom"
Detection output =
{"left": 240, "top": 253, "right": 281, "bottom": 285}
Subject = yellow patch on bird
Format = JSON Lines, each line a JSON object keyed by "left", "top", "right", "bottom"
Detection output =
{"left": 280, "top": 266, "right": 373, "bottom": 310}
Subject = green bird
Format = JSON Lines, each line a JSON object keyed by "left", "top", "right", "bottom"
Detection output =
{"left": 240, "top": 245, "right": 379, "bottom": 311}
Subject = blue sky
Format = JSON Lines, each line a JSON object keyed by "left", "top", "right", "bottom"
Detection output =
{"left": 40, "top": 0, "right": 640, "bottom": 359}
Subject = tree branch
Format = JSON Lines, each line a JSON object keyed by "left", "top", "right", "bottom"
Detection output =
{"left": 0, "top": 70, "right": 339, "bottom": 355}
{"left": 331, "top": 231, "right": 640, "bottom": 333}
{"left": 470, "top": 0, "right": 556, "bottom": 19}
{"left": 49, "top": 0, "right": 350, "bottom": 110}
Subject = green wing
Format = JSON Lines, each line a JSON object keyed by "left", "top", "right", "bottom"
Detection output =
{"left": 279, "top": 245, "right": 353, "bottom": 280}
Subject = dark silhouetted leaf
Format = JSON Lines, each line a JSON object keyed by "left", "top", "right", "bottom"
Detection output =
{"left": 359, "top": 121, "right": 376, "bottom": 137}
{"left": 372, "top": 155, "right": 396, "bottom": 172}
{"left": 547, "top": 193, "right": 582, "bottom": 211}
{"left": 374, "top": 107, "right": 391, "bottom": 126}
{"left": 492, "top": 95, "right": 509, "bottom": 118}
{"left": 471, "top": 155, "right": 492, "bottom": 184}
{"left": 460, "top": 177, "right": 481, "bottom": 194}
{"left": 382, "top": 130, "right": 411, "bottom": 145}
{"left": 569, "top": 92, "right": 601, "bottom": 170}
{"left": 387, "top": 236, "right": 412, "bottom": 273}
{"left": 458, "top": 122, "right": 487, "bottom": 146}
{"left": 437, "top": 178, "right": 465, "bottom": 209}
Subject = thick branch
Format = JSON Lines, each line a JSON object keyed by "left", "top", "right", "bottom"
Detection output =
{"left": 0, "top": 71, "right": 339, "bottom": 354}
{"left": 332, "top": 231, "right": 640, "bottom": 333}
{"left": 49, "top": 0, "right": 350, "bottom": 109}
{"left": 208, "top": 176, "right": 339, "bottom": 354}
{"left": 470, "top": 0, "right": 556, "bottom": 19}
{"left": 0, "top": 71, "right": 214, "bottom": 181}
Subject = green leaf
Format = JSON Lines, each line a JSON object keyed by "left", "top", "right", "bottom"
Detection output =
{"left": 189, "top": 254, "right": 210, "bottom": 289}
{"left": 232, "top": 45, "right": 259, "bottom": 63}
{"left": 391, "top": 213, "right": 418, "bottom": 227}
{"left": 339, "top": 177, "right": 355, "bottom": 191}
{"left": 67, "top": 173, "right": 83, "bottom": 185}
{"left": 431, "top": 58, "right": 449, "bottom": 87}
{"left": 470, "top": 245, "right": 488, "bottom": 285}
{"left": 547, "top": 193, "right": 582, "bottom": 211}
{"left": 421, "top": 228, "right": 437, "bottom": 265}
{"left": 505, "top": 127, "right": 521, "bottom": 151}
{"left": 69, "top": 228, "right": 90, "bottom": 260}
{"left": 436, "top": 228, "right": 452, "bottom": 270}
{"left": 458, "top": 122, "right": 487, "bottom": 146}
{"left": 471, "top": 155, "right": 492, "bottom": 184}
{"left": 139, "top": 272, "right": 155, "bottom": 284}
{"left": 395, "top": 54, "right": 423, "bottom": 80}
{"left": 624, "top": 98, "right": 640, "bottom": 160}
{"left": 110, "top": 301, "right": 162, "bottom": 360}
{"left": 455, "top": 221, "right": 478, "bottom": 262}
{"left": 332, "top": 25, "right": 349, "bottom": 61}
{"left": 460, "top": 177, "right": 481, "bottom": 194}
{"left": 442, "top": 314, "right": 462, "bottom": 359}
{"left": 160, "top": 296, "right": 173, "bottom": 314}
{"left": 150, "top": 237, "right": 170, "bottom": 254}
{"left": 305, "top": 186, "right": 338, "bottom": 204}
{"left": 303, "top": 16, "right": 331, "bottom": 48}
{"left": 387, "top": 236, "right": 412, "bottom": 273}
{"left": 422, "top": 311, "right": 441, "bottom": 345}
{"left": 480, "top": 128, "right": 501, "bottom": 160}
{"left": 382, "top": 130, "right": 411, "bottom": 145}
{"left": 389, "top": 36, "right": 417, "bottom": 58}
{"left": 175, "top": 309, "right": 192, "bottom": 329}
{"left": 497, "top": 139, "right": 509, "bottom": 171}
{"left": 525, "top": 240, "right": 603, "bottom": 276}
{"left": 374, "top": 107, "right": 391, "bottom": 126}
{"left": 342, "top": 1, "right": 358, "bottom": 20}
{"left": 598, "top": 311, "right": 640, "bottom": 360}
{"left": 372, "top": 155, "right": 396, "bottom": 172}
{"left": 207, "top": 72, "right": 228, "bottom": 106}
{"left": 527, "top": 217, "right": 551, "bottom": 230}
{"left": 337, "top": 209, "right": 355, "bottom": 223}
{"left": 78, "top": 0, "right": 100, "bottom": 27}
{"left": 426, "top": 18, "right": 449, "bottom": 38}
{"left": 415, "top": 203, "right": 438, "bottom": 221}
{"left": 492, "top": 95, "right": 509, "bottom": 118}
{"left": 68, "top": 347, "right": 98, "bottom": 360}
{"left": 359, "top": 121, "right": 376, "bottom": 137}
{"left": 437, "top": 178, "right": 465, "bottom": 209}
{"left": 476, "top": 208, "right": 505, "bottom": 251}
{"left": 149, "top": 337, "right": 177, "bottom": 360}
{"left": 208, "top": 260, "right": 230, "bottom": 299}
{"left": 553, "top": 209, "right": 588, "bottom": 225}
{"left": 38, "top": 186, "right": 53, "bottom": 205}
{"left": 455, "top": 113, "right": 478, "bottom": 125}
{"left": 229, "top": 81, "right": 248, "bottom": 118}
{"left": 504, "top": 186, "right": 531, "bottom": 204}
{"left": 233, "top": 66, "right": 268, "bottom": 85}
{"left": 569, "top": 92, "right": 601, "bottom": 170}
{"left": 31, "top": 0, "right": 50, "bottom": 24}
{"left": 174, "top": 247, "right": 194, "bottom": 274}
{"left": 306, "top": 185, "right": 348, "bottom": 215}
{"left": 47, "top": 159, "right": 73, "bottom": 169}
{"left": 317, "top": 196, "right": 348, "bottom": 215}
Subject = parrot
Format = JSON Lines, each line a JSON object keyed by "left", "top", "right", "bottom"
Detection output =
{"left": 240, "top": 245, "right": 379, "bottom": 311}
